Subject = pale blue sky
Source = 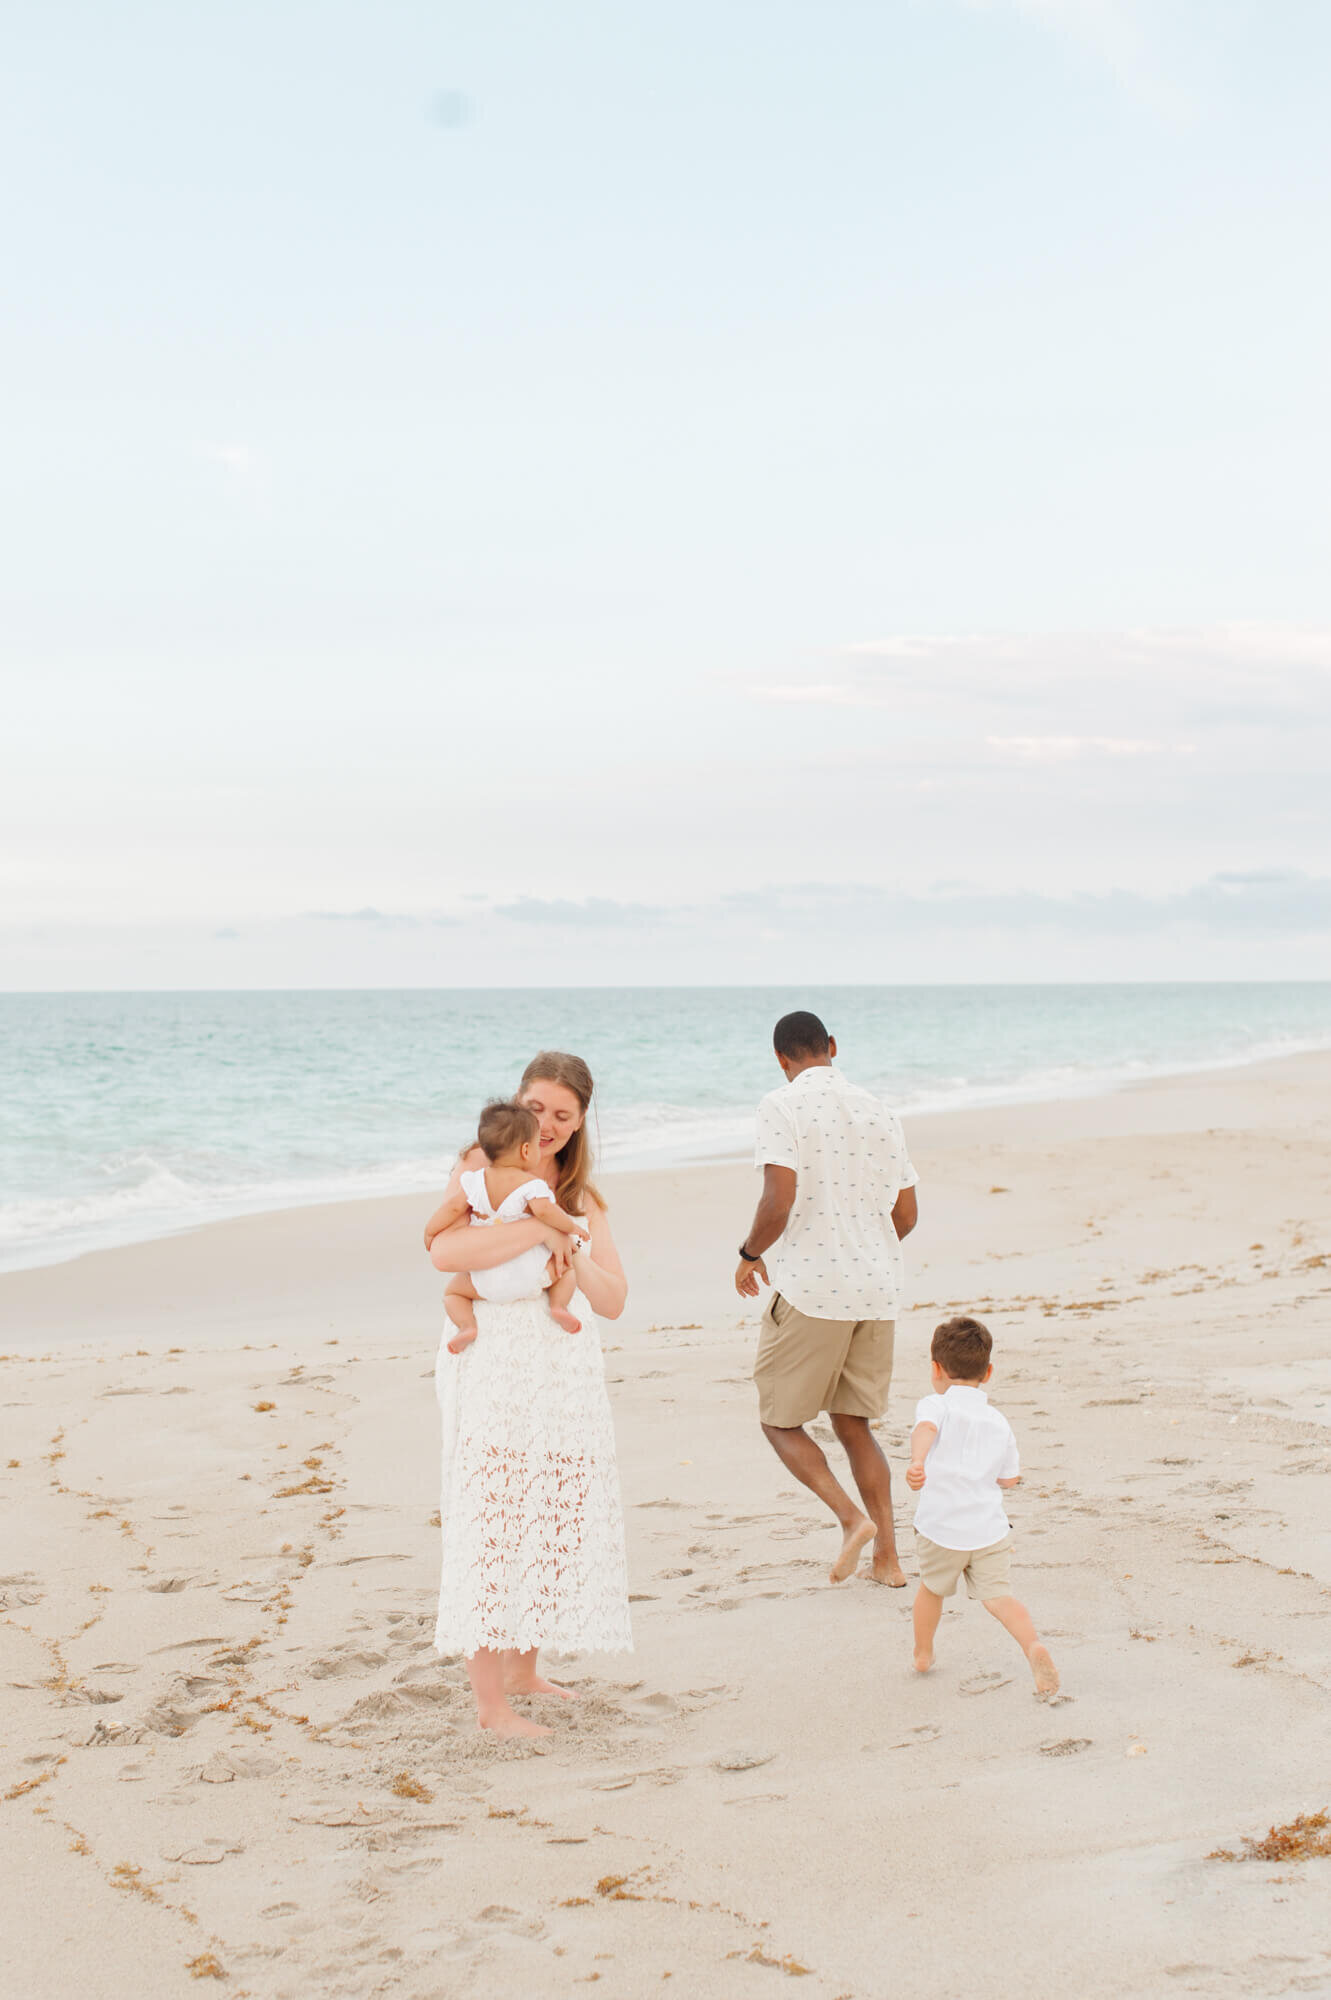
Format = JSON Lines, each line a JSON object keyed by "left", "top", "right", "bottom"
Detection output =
{"left": 4, "top": 1, "right": 1330, "bottom": 985}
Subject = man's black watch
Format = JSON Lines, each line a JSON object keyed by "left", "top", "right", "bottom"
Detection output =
{"left": 738, "top": 1242, "right": 760, "bottom": 1262}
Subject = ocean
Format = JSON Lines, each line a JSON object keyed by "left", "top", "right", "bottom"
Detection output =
{"left": 3, "top": 982, "right": 1331, "bottom": 1273}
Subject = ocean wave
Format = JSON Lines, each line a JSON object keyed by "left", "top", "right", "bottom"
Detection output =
{"left": 3, "top": 1015, "right": 1331, "bottom": 1275}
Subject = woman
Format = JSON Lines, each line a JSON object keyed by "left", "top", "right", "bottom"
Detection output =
{"left": 425, "top": 1050, "right": 633, "bottom": 1738}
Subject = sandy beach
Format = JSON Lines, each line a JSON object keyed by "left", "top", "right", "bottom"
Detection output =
{"left": 3, "top": 1050, "right": 1331, "bottom": 2000}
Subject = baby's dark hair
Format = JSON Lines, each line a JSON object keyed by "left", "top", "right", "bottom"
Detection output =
{"left": 931, "top": 1315, "right": 993, "bottom": 1382}
{"left": 476, "top": 1099, "right": 540, "bottom": 1162}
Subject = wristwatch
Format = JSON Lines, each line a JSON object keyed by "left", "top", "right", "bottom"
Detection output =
{"left": 738, "top": 1242, "right": 760, "bottom": 1262}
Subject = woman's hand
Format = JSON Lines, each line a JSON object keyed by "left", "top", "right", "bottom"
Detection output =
{"left": 542, "top": 1229, "right": 574, "bottom": 1277}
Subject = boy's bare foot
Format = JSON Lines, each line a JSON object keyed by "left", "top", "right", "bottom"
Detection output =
{"left": 505, "top": 1670, "right": 579, "bottom": 1701}
{"left": 913, "top": 1645, "right": 934, "bottom": 1674}
{"left": 1028, "top": 1644, "right": 1059, "bottom": 1696}
{"left": 830, "top": 1516, "right": 876, "bottom": 1583}
{"left": 549, "top": 1306, "right": 582, "bottom": 1334}
{"left": 870, "top": 1551, "right": 908, "bottom": 1588}
{"left": 446, "top": 1327, "right": 478, "bottom": 1355}
{"left": 478, "top": 1706, "right": 553, "bottom": 1739}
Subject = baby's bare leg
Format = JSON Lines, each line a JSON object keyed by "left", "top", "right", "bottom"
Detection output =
{"left": 913, "top": 1585, "right": 943, "bottom": 1673}
{"left": 983, "top": 1595, "right": 1059, "bottom": 1695}
{"left": 445, "top": 1275, "right": 481, "bottom": 1355}
{"left": 545, "top": 1257, "right": 582, "bottom": 1335}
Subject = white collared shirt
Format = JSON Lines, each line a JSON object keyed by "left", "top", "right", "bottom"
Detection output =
{"left": 911, "top": 1385, "right": 1020, "bottom": 1552}
{"left": 753, "top": 1065, "right": 918, "bottom": 1321}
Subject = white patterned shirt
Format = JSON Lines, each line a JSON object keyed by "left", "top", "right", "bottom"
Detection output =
{"left": 753, "top": 1064, "right": 918, "bottom": 1320}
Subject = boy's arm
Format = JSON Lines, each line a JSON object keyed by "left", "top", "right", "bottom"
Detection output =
{"left": 527, "top": 1196, "right": 590, "bottom": 1238}
{"left": 905, "top": 1420, "right": 937, "bottom": 1490}
{"left": 423, "top": 1191, "right": 470, "bottom": 1251}
{"left": 997, "top": 1474, "right": 1022, "bottom": 1488}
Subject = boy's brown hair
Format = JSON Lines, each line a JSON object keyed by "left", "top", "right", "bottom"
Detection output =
{"left": 476, "top": 1099, "right": 540, "bottom": 1162}
{"left": 931, "top": 1315, "right": 993, "bottom": 1382}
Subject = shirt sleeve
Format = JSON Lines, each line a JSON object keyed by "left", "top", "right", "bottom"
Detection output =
{"left": 516, "top": 1178, "right": 555, "bottom": 1208}
{"left": 754, "top": 1091, "right": 798, "bottom": 1172}
{"left": 891, "top": 1114, "right": 919, "bottom": 1190}
{"left": 999, "top": 1423, "right": 1021, "bottom": 1480}
{"left": 913, "top": 1393, "right": 946, "bottom": 1431}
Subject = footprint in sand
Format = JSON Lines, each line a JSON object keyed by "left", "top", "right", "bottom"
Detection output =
{"left": 1039, "top": 1737, "right": 1092, "bottom": 1757}
{"left": 888, "top": 1725, "right": 942, "bottom": 1749}
{"left": 476, "top": 1906, "right": 546, "bottom": 1938}
{"left": 308, "top": 1648, "right": 389, "bottom": 1678}
{"left": 959, "top": 1672, "right": 1013, "bottom": 1697}
{"left": 711, "top": 1750, "right": 775, "bottom": 1772}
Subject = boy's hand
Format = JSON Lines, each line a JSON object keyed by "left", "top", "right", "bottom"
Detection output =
{"left": 905, "top": 1460, "right": 927, "bottom": 1490}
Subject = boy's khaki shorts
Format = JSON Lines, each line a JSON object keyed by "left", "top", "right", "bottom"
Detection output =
{"left": 914, "top": 1532, "right": 1013, "bottom": 1601}
{"left": 753, "top": 1291, "right": 895, "bottom": 1428}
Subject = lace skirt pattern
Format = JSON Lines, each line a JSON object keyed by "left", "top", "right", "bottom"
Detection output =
{"left": 434, "top": 1292, "right": 634, "bottom": 1658}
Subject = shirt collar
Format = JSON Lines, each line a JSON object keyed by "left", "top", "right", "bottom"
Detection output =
{"left": 943, "top": 1384, "right": 989, "bottom": 1406}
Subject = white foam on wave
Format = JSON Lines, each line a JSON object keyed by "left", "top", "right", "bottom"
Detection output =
{"left": 4, "top": 1025, "right": 1330, "bottom": 1276}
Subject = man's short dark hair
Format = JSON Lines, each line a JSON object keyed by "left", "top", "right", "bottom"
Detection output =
{"left": 476, "top": 1099, "right": 539, "bottom": 1162}
{"left": 773, "top": 1010, "right": 831, "bottom": 1061}
{"left": 931, "top": 1316, "right": 993, "bottom": 1382}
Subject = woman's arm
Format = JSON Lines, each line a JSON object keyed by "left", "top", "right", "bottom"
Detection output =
{"left": 429, "top": 1216, "right": 571, "bottom": 1275}
{"left": 571, "top": 1195, "right": 628, "bottom": 1321}
{"left": 423, "top": 1149, "right": 483, "bottom": 1250}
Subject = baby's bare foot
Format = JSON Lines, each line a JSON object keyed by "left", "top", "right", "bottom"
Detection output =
{"left": 550, "top": 1306, "right": 582, "bottom": 1335}
{"left": 913, "top": 1647, "right": 934, "bottom": 1674}
{"left": 479, "top": 1707, "right": 552, "bottom": 1739}
{"left": 870, "top": 1552, "right": 908, "bottom": 1588}
{"left": 1028, "top": 1644, "right": 1059, "bottom": 1696}
{"left": 830, "top": 1516, "right": 876, "bottom": 1583}
{"left": 447, "top": 1327, "right": 478, "bottom": 1355}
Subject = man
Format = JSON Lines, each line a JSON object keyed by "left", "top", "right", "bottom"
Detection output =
{"left": 734, "top": 1010, "right": 919, "bottom": 1587}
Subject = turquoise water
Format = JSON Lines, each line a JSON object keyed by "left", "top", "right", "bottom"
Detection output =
{"left": 2, "top": 982, "right": 1331, "bottom": 1271}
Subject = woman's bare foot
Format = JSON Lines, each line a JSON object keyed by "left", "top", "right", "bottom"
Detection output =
{"left": 477, "top": 1704, "right": 552, "bottom": 1738}
{"left": 446, "top": 1326, "right": 477, "bottom": 1355}
{"left": 1027, "top": 1644, "right": 1059, "bottom": 1696}
{"left": 870, "top": 1551, "right": 908, "bottom": 1588}
{"left": 549, "top": 1306, "right": 582, "bottom": 1335}
{"left": 503, "top": 1671, "right": 580, "bottom": 1702}
{"left": 913, "top": 1645, "right": 934, "bottom": 1674}
{"left": 830, "top": 1516, "right": 876, "bottom": 1583}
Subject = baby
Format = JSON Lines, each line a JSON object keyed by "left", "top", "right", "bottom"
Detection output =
{"left": 430, "top": 1100, "right": 590, "bottom": 1355}
{"left": 905, "top": 1314, "right": 1059, "bottom": 1697}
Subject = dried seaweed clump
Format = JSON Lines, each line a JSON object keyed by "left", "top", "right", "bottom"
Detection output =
{"left": 1210, "top": 1811, "right": 1331, "bottom": 1862}
{"left": 186, "top": 1954, "right": 226, "bottom": 1980}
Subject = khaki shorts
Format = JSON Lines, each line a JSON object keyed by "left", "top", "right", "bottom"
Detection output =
{"left": 914, "top": 1531, "right": 1013, "bottom": 1601}
{"left": 753, "top": 1291, "right": 895, "bottom": 1429}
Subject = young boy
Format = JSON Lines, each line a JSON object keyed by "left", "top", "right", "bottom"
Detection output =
{"left": 905, "top": 1315, "right": 1059, "bottom": 1696}
{"left": 431, "top": 1100, "right": 589, "bottom": 1354}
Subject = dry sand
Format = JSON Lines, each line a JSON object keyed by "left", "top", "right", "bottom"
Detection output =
{"left": 3, "top": 1052, "right": 1331, "bottom": 1999}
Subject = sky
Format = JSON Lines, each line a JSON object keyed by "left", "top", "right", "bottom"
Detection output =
{"left": 4, "top": 0, "right": 1330, "bottom": 988}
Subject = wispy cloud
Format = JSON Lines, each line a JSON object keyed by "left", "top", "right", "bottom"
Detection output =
{"left": 494, "top": 896, "right": 670, "bottom": 928}
{"left": 747, "top": 626, "right": 1331, "bottom": 756}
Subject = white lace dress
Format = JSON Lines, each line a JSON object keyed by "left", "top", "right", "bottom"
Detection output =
{"left": 434, "top": 1286, "right": 634, "bottom": 1658}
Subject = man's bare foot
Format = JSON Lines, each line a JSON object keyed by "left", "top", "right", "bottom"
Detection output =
{"left": 446, "top": 1326, "right": 477, "bottom": 1355}
{"left": 830, "top": 1516, "right": 876, "bottom": 1583}
{"left": 503, "top": 1671, "right": 580, "bottom": 1702}
{"left": 913, "top": 1646, "right": 934, "bottom": 1674}
{"left": 1028, "top": 1644, "right": 1059, "bottom": 1696}
{"left": 870, "top": 1552, "right": 908, "bottom": 1588}
{"left": 549, "top": 1306, "right": 582, "bottom": 1335}
{"left": 477, "top": 1706, "right": 552, "bottom": 1738}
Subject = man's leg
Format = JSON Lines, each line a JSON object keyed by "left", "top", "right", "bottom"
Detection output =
{"left": 830, "top": 1413, "right": 906, "bottom": 1587}
{"left": 760, "top": 1422, "right": 875, "bottom": 1584}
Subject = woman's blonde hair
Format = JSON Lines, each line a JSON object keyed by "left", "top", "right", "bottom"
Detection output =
{"left": 518, "top": 1050, "right": 602, "bottom": 1216}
